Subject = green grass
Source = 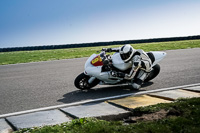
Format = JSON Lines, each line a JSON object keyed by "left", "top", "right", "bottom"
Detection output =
{"left": 15, "top": 97, "right": 200, "bottom": 133}
{"left": 1, "top": 39, "right": 200, "bottom": 65}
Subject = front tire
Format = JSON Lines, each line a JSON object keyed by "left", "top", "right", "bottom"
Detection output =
{"left": 144, "top": 64, "right": 160, "bottom": 82}
{"left": 74, "top": 73, "right": 99, "bottom": 90}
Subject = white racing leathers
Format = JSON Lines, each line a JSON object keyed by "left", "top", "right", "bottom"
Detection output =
{"left": 128, "top": 49, "right": 152, "bottom": 89}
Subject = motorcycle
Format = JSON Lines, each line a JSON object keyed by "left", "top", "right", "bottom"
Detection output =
{"left": 74, "top": 49, "right": 166, "bottom": 90}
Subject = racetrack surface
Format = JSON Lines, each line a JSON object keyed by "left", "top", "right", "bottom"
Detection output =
{"left": 0, "top": 48, "right": 200, "bottom": 115}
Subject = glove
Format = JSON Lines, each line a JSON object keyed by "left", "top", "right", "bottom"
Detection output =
{"left": 102, "top": 48, "right": 112, "bottom": 52}
{"left": 107, "top": 48, "right": 113, "bottom": 52}
{"left": 102, "top": 48, "right": 107, "bottom": 51}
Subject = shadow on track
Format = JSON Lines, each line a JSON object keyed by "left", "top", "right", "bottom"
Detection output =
{"left": 58, "top": 82, "right": 153, "bottom": 104}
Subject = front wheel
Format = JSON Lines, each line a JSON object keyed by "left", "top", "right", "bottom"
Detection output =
{"left": 144, "top": 64, "right": 160, "bottom": 82}
{"left": 74, "top": 73, "right": 99, "bottom": 90}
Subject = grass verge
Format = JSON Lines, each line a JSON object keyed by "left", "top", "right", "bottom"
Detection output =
{"left": 15, "top": 97, "right": 200, "bottom": 133}
{"left": 1, "top": 39, "right": 200, "bottom": 65}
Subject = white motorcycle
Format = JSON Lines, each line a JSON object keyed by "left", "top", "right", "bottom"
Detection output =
{"left": 74, "top": 49, "right": 166, "bottom": 90}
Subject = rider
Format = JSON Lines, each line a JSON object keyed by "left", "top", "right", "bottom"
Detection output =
{"left": 104, "top": 44, "right": 152, "bottom": 89}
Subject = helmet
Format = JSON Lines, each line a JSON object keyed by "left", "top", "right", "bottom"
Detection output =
{"left": 119, "top": 44, "right": 136, "bottom": 63}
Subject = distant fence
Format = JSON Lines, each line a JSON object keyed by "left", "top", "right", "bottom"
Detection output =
{"left": 1, "top": 35, "right": 200, "bottom": 52}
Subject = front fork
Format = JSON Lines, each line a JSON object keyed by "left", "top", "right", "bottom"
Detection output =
{"left": 88, "top": 76, "right": 96, "bottom": 84}
{"left": 84, "top": 70, "right": 97, "bottom": 84}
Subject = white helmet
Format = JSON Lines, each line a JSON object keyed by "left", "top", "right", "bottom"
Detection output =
{"left": 119, "top": 44, "right": 136, "bottom": 63}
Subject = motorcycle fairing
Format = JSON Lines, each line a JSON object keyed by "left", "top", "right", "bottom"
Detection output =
{"left": 150, "top": 51, "right": 167, "bottom": 66}
{"left": 91, "top": 55, "right": 103, "bottom": 66}
{"left": 84, "top": 54, "right": 121, "bottom": 84}
{"left": 112, "top": 53, "right": 132, "bottom": 71}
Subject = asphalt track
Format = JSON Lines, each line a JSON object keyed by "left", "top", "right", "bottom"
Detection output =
{"left": 0, "top": 48, "right": 200, "bottom": 115}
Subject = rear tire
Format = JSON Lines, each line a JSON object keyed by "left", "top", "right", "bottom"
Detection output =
{"left": 144, "top": 64, "right": 160, "bottom": 82}
{"left": 74, "top": 73, "right": 99, "bottom": 90}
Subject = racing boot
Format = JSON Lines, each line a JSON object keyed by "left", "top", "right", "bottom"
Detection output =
{"left": 132, "top": 70, "right": 148, "bottom": 89}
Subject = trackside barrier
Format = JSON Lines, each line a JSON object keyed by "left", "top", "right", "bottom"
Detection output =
{"left": 0, "top": 35, "right": 200, "bottom": 52}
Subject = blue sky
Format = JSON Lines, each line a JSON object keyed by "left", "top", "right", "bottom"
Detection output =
{"left": 0, "top": 0, "right": 200, "bottom": 48}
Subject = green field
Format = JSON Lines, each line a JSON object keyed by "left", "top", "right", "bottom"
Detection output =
{"left": 16, "top": 97, "right": 200, "bottom": 133}
{"left": 1, "top": 39, "right": 200, "bottom": 65}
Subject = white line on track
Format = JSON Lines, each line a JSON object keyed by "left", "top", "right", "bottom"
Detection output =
{"left": 0, "top": 83, "right": 200, "bottom": 119}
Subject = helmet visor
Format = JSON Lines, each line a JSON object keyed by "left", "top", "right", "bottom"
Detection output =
{"left": 120, "top": 48, "right": 133, "bottom": 61}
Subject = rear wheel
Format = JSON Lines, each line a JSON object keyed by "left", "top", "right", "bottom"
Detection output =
{"left": 74, "top": 73, "right": 99, "bottom": 90}
{"left": 144, "top": 64, "right": 160, "bottom": 82}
